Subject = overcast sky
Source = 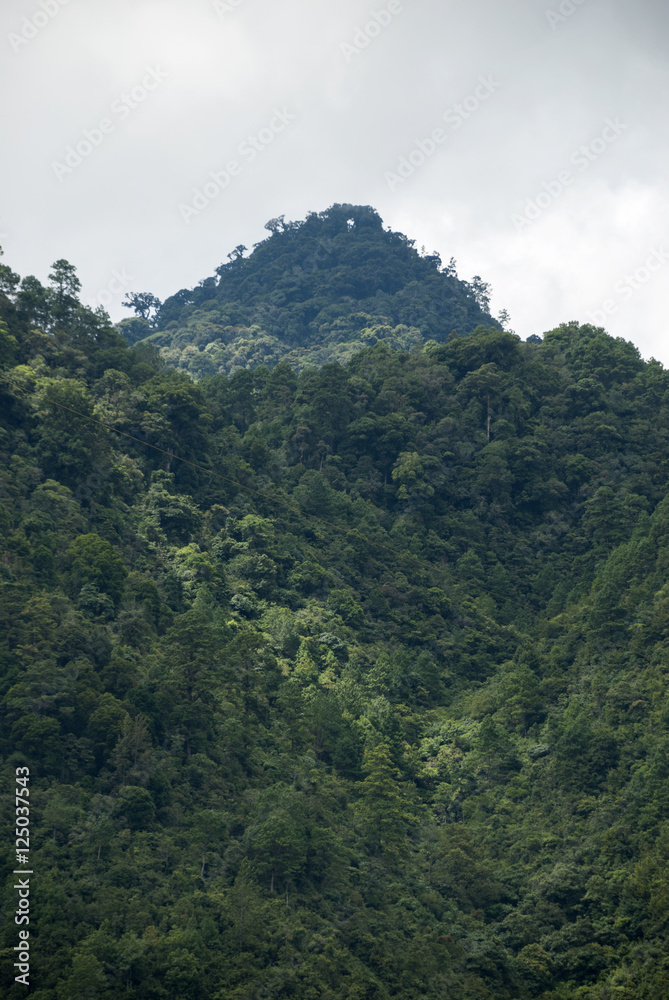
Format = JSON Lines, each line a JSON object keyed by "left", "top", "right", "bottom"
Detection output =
{"left": 2, "top": 0, "right": 668, "bottom": 361}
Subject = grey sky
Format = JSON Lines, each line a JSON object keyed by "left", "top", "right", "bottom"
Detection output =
{"left": 2, "top": 0, "right": 667, "bottom": 360}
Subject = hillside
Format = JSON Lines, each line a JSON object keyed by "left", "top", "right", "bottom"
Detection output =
{"left": 119, "top": 203, "right": 501, "bottom": 376}
{"left": 1, "top": 235, "right": 669, "bottom": 999}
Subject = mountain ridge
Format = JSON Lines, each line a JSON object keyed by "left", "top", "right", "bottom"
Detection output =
{"left": 2, "top": 225, "right": 669, "bottom": 998}
{"left": 119, "top": 203, "right": 504, "bottom": 377}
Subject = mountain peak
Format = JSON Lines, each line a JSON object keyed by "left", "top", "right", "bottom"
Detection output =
{"left": 121, "top": 205, "right": 500, "bottom": 377}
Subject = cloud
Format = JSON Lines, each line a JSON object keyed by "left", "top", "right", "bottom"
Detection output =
{"left": 1, "top": 0, "right": 666, "bottom": 360}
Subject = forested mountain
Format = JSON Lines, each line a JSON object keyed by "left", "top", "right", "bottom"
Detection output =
{"left": 2, "top": 223, "right": 669, "bottom": 999}
{"left": 119, "top": 204, "right": 501, "bottom": 376}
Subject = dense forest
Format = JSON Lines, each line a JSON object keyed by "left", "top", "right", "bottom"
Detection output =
{"left": 120, "top": 204, "right": 500, "bottom": 376}
{"left": 2, "top": 207, "right": 669, "bottom": 999}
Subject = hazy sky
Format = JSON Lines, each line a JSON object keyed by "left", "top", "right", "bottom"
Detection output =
{"left": 2, "top": 0, "right": 668, "bottom": 360}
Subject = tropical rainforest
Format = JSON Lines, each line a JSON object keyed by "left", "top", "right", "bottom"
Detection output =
{"left": 1, "top": 204, "right": 669, "bottom": 999}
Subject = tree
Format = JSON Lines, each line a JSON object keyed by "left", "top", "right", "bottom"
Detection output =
{"left": 57, "top": 951, "right": 108, "bottom": 999}
{"left": 0, "top": 318, "right": 18, "bottom": 365}
{"left": 86, "top": 693, "right": 130, "bottom": 768}
{"left": 227, "top": 244, "right": 247, "bottom": 262}
{"left": 49, "top": 257, "right": 80, "bottom": 296}
{"left": 114, "top": 784, "right": 156, "bottom": 829}
{"left": 473, "top": 716, "right": 520, "bottom": 775}
{"left": 111, "top": 714, "right": 153, "bottom": 786}
{"left": 391, "top": 450, "right": 435, "bottom": 504}
{"left": 49, "top": 258, "right": 81, "bottom": 324}
{"left": 499, "top": 664, "right": 542, "bottom": 735}
{"left": 139, "top": 470, "right": 203, "bottom": 544}
{"left": 469, "top": 274, "right": 492, "bottom": 312}
{"left": 17, "top": 274, "right": 51, "bottom": 327}
{"left": 0, "top": 245, "right": 20, "bottom": 296}
{"left": 160, "top": 605, "right": 226, "bottom": 758}
{"left": 123, "top": 291, "right": 162, "bottom": 326}
{"left": 498, "top": 308, "right": 512, "bottom": 330}
{"left": 458, "top": 362, "right": 508, "bottom": 440}
{"left": 192, "top": 807, "right": 228, "bottom": 878}
{"left": 264, "top": 215, "right": 286, "bottom": 233}
{"left": 245, "top": 786, "right": 310, "bottom": 894}
{"left": 67, "top": 533, "right": 128, "bottom": 604}
{"left": 355, "top": 742, "right": 415, "bottom": 861}
{"left": 34, "top": 378, "right": 109, "bottom": 488}
{"left": 225, "top": 858, "right": 267, "bottom": 949}
{"left": 10, "top": 714, "right": 63, "bottom": 775}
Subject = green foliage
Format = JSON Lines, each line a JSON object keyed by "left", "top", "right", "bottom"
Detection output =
{"left": 138, "top": 204, "right": 499, "bottom": 376}
{"left": 356, "top": 742, "right": 416, "bottom": 860}
{"left": 3, "top": 225, "right": 669, "bottom": 999}
{"left": 67, "top": 533, "right": 128, "bottom": 604}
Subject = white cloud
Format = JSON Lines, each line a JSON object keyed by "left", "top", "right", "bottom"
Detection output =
{"left": 1, "top": 0, "right": 666, "bottom": 361}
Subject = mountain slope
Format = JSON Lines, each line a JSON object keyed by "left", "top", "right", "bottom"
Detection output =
{"left": 1, "top": 238, "right": 669, "bottom": 998}
{"left": 121, "top": 203, "right": 501, "bottom": 377}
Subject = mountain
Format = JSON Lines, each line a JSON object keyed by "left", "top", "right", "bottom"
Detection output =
{"left": 1, "top": 230, "right": 669, "bottom": 999}
{"left": 119, "top": 203, "right": 501, "bottom": 377}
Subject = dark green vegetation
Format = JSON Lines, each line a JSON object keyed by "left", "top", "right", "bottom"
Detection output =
{"left": 122, "top": 204, "right": 499, "bottom": 376}
{"left": 2, "top": 214, "right": 669, "bottom": 999}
